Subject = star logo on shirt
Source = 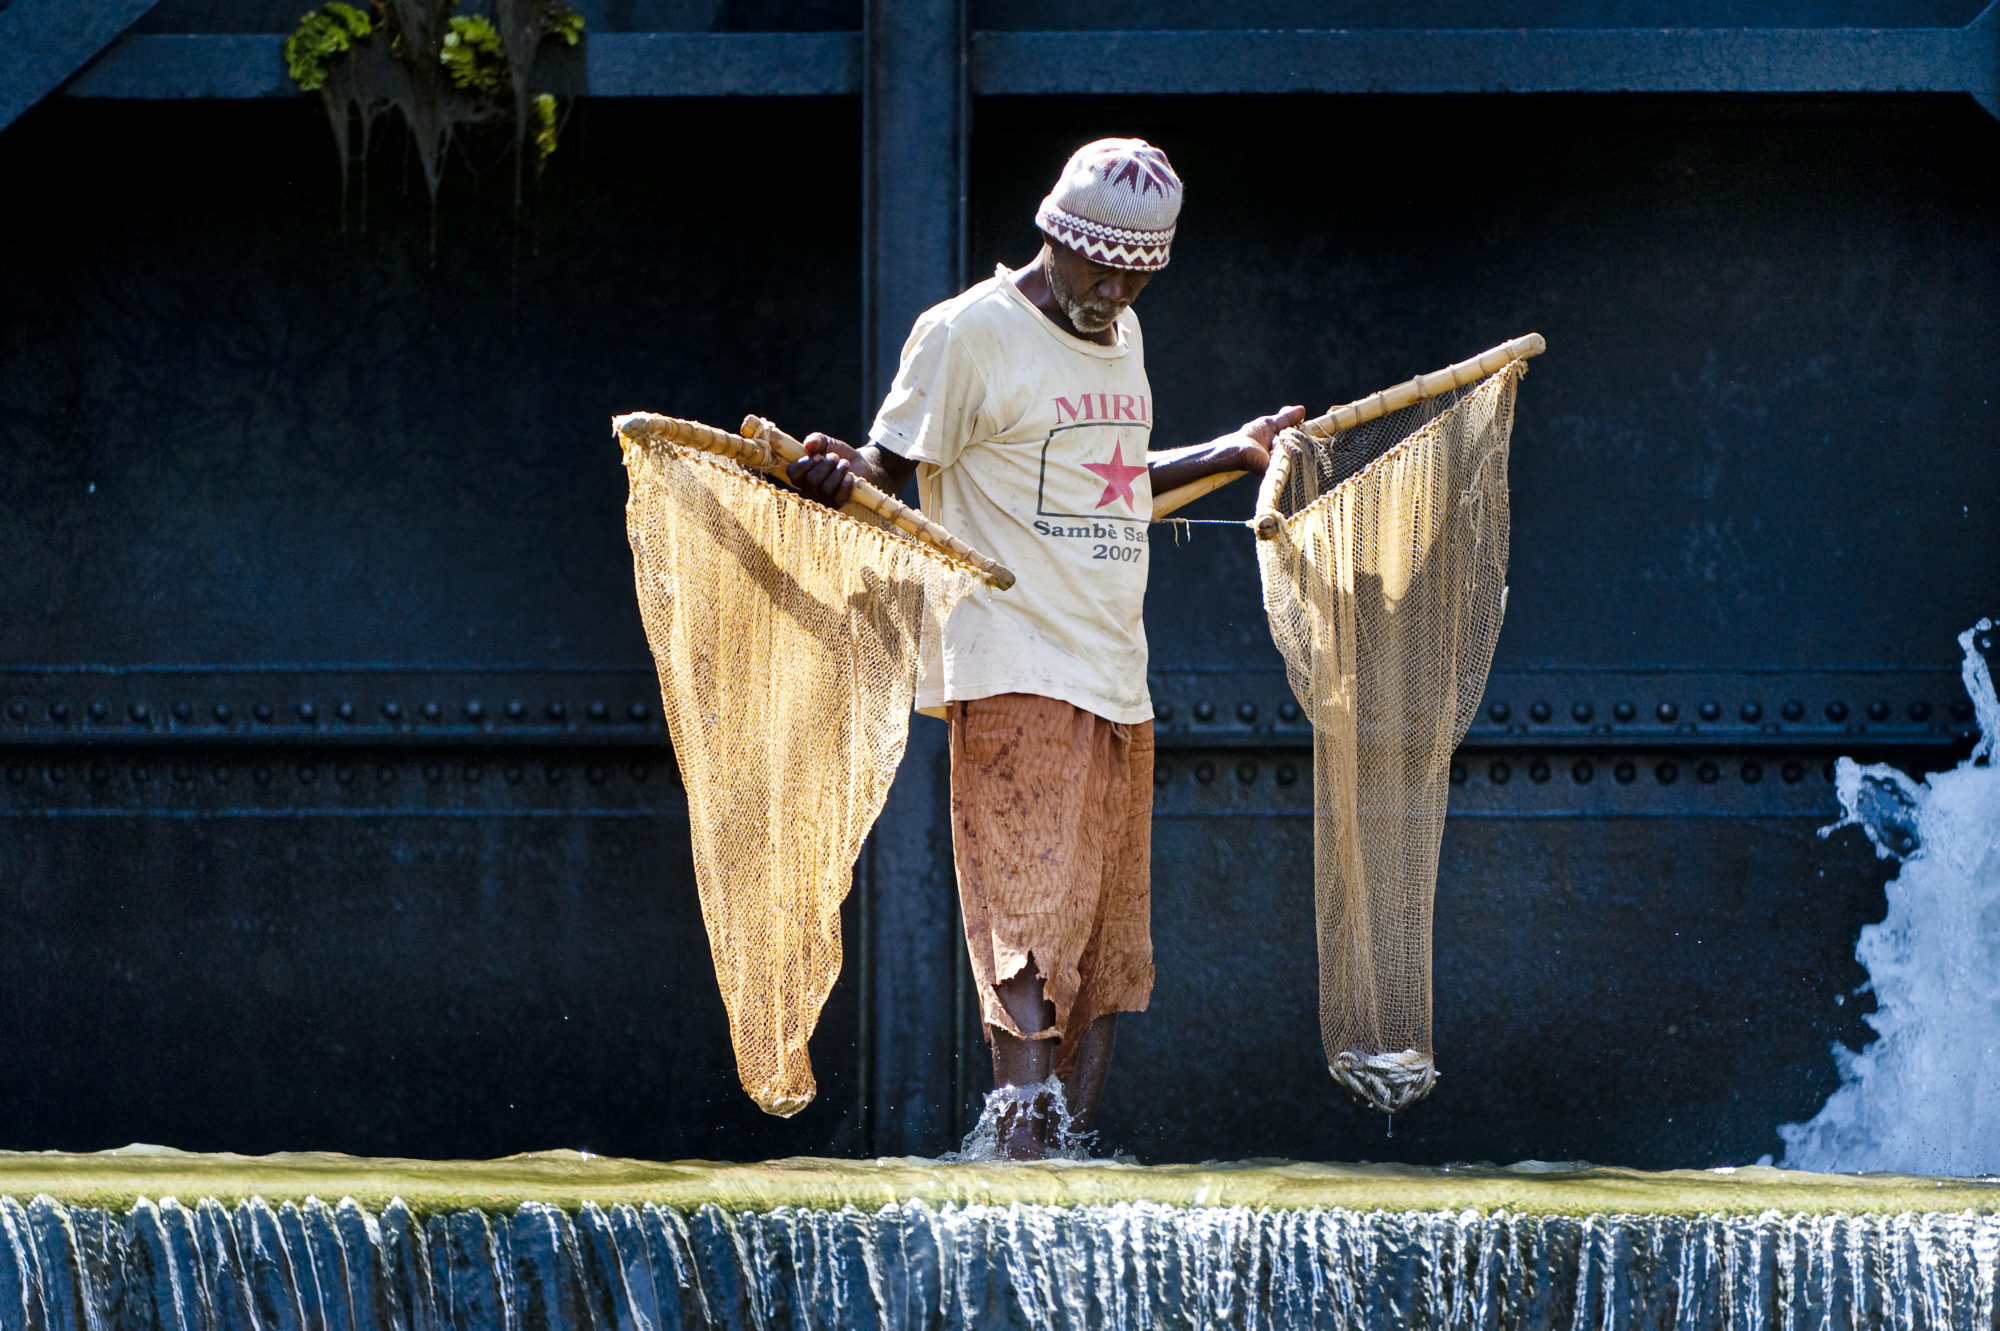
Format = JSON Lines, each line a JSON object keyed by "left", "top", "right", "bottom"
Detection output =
{"left": 1082, "top": 440, "right": 1148, "bottom": 512}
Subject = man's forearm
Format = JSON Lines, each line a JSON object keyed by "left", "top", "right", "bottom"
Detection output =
{"left": 1146, "top": 436, "right": 1264, "bottom": 495}
{"left": 855, "top": 442, "right": 918, "bottom": 494}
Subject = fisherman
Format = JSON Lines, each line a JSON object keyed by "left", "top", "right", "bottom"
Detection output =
{"left": 788, "top": 138, "right": 1303, "bottom": 1158}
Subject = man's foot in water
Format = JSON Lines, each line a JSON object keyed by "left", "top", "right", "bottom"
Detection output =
{"left": 990, "top": 964, "right": 1058, "bottom": 1158}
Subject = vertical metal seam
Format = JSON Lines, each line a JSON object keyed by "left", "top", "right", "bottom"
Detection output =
{"left": 855, "top": 0, "right": 880, "bottom": 1158}
{"left": 952, "top": 889, "right": 971, "bottom": 1142}
{"left": 856, "top": 0, "right": 968, "bottom": 1158}
{"left": 946, "top": 0, "right": 971, "bottom": 1150}
{"left": 855, "top": 839, "right": 875, "bottom": 1155}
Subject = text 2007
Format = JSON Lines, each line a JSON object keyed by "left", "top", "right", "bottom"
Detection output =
{"left": 1091, "top": 543, "right": 1143, "bottom": 563}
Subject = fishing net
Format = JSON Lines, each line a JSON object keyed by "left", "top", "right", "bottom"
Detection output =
{"left": 1256, "top": 357, "right": 1526, "bottom": 1113}
{"left": 622, "top": 423, "right": 979, "bottom": 1116}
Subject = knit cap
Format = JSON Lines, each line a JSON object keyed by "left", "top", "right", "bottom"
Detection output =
{"left": 1034, "top": 138, "right": 1183, "bottom": 272}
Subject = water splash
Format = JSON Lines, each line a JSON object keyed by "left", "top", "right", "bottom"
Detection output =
{"left": 942, "top": 1078, "right": 1100, "bottom": 1163}
{"left": 1780, "top": 619, "right": 2000, "bottom": 1176}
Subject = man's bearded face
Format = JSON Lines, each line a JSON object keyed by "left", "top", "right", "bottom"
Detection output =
{"left": 1046, "top": 246, "right": 1152, "bottom": 334}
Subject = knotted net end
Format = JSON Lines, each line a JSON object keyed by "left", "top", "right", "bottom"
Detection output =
{"left": 1330, "top": 1048, "right": 1437, "bottom": 1114}
{"left": 751, "top": 1086, "right": 816, "bottom": 1119}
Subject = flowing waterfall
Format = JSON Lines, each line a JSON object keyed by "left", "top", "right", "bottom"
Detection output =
{"left": 1780, "top": 620, "right": 2000, "bottom": 1177}
{"left": 2, "top": 1192, "right": 1999, "bottom": 1329}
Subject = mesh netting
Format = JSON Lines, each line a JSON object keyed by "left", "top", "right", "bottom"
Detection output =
{"left": 1256, "top": 361, "right": 1524, "bottom": 1114}
{"left": 623, "top": 436, "right": 977, "bottom": 1116}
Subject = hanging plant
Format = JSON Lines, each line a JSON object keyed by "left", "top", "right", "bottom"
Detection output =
{"left": 284, "top": 0, "right": 584, "bottom": 231}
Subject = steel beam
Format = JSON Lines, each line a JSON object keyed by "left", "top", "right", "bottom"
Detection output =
{"left": 861, "top": 14, "right": 965, "bottom": 414}
{"left": 4, "top": 665, "right": 1972, "bottom": 753}
{"left": 1148, "top": 744, "right": 1915, "bottom": 821}
{"left": 62, "top": 32, "right": 863, "bottom": 101}
{"left": 56, "top": 7, "right": 2000, "bottom": 117}
{"left": 580, "top": 32, "right": 859, "bottom": 97}
{"left": 56, "top": 33, "right": 290, "bottom": 100}
{"left": 1148, "top": 667, "right": 1980, "bottom": 753}
{"left": 0, "top": 741, "right": 1894, "bottom": 821}
{"left": 971, "top": 5, "right": 2000, "bottom": 118}
{"left": 857, "top": 0, "right": 968, "bottom": 1158}
{"left": 0, "top": 667, "right": 671, "bottom": 748}
{"left": 0, "top": 0, "right": 161, "bottom": 130}
{"left": 2, "top": 665, "right": 1968, "bottom": 823}
{"left": 0, "top": 750, "right": 682, "bottom": 819}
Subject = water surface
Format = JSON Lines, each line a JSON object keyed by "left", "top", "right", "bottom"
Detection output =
{"left": 3, "top": 1145, "right": 1993, "bottom": 1216}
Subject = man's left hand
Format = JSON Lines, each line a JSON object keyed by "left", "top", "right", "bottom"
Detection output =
{"left": 1145, "top": 405, "right": 1310, "bottom": 497}
{"left": 1231, "top": 405, "right": 1307, "bottom": 473}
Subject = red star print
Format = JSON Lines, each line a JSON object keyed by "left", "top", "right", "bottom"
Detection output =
{"left": 1082, "top": 440, "right": 1148, "bottom": 511}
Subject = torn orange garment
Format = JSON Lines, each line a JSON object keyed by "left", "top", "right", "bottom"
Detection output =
{"left": 947, "top": 693, "right": 1154, "bottom": 1077}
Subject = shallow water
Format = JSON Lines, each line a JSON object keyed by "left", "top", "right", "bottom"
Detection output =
{"left": 3, "top": 1145, "right": 1995, "bottom": 1217}
{"left": 3, "top": 1147, "right": 1999, "bottom": 1328}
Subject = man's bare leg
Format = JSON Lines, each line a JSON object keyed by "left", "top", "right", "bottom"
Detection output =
{"left": 1060, "top": 1014, "right": 1119, "bottom": 1139}
{"left": 989, "top": 964, "right": 1056, "bottom": 1159}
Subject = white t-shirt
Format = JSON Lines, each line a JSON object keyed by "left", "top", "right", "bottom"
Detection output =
{"left": 869, "top": 265, "right": 1155, "bottom": 724}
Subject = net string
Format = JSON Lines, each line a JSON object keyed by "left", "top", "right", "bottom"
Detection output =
{"left": 1254, "top": 358, "right": 1526, "bottom": 1115}
{"left": 623, "top": 426, "right": 979, "bottom": 1117}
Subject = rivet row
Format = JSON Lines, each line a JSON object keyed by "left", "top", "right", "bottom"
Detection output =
{"left": 1155, "top": 700, "right": 1304, "bottom": 725}
{"left": 1157, "top": 760, "right": 1302, "bottom": 787}
{"left": 2, "top": 699, "right": 657, "bottom": 726}
{"left": 1151, "top": 697, "right": 1968, "bottom": 728}
{"left": 1153, "top": 756, "right": 1838, "bottom": 789}
{"left": 1451, "top": 757, "right": 1834, "bottom": 786}
{"left": 3, "top": 761, "right": 659, "bottom": 787}
{"left": 1483, "top": 699, "right": 1965, "bottom": 726}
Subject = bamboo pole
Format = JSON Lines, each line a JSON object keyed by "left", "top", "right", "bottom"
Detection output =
{"left": 617, "top": 411, "right": 774, "bottom": 469}
{"left": 1251, "top": 431, "right": 1302, "bottom": 540}
{"left": 614, "top": 411, "right": 1016, "bottom": 591}
{"left": 1149, "top": 332, "right": 1546, "bottom": 521}
{"left": 1151, "top": 468, "right": 1242, "bottom": 519}
{"left": 1303, "top": 332, "right": 1545, "bottom": 440}
{"left": 740, "top": 416, "right": 1016, "bottom": 590}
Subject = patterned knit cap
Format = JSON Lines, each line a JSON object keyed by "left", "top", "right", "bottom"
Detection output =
{"left": 1034, "top": 138, "right": 1183, "bottom": 272}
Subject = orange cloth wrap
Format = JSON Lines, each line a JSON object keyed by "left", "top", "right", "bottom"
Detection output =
{"left": 947, "top": 693, "right": 1155, "bottom": 1077}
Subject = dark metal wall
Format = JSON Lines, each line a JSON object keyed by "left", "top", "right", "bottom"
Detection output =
{"left": 0, "top": 99, "right": 869, "bottom": 1161}
{"left": 109, "top": 1, "right": 2000, "bottom": 30}
{"left": 2, "top": 6, "right": 1996, "bottom": 1168}
{"left": 967, "top": 95, "right": 1997, "bottom": 1166}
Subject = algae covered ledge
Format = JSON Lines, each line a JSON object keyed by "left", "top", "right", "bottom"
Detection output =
{"left": 0, "top": 1147, "right": 1995, "bottom": 1220}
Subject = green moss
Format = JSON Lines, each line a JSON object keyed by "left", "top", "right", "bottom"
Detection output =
{"left": 283, "top": 3, "right": 374, "bottom": 93}
{"left": 532, "top": 92, "right": 560, "bottom": 166}
{"left": 1, "top": 1148, "right": 1996, "bottom": 1219}
{"left": 440, "top": 15, "right": 506, "bottom": 95}
{"left": 286, "top": 0, "right": 587, "bottom": 225}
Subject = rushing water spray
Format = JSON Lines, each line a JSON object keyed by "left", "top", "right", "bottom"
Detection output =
{"left": 944, "top": 1079, "right": 1100, "bottom": 1163}
{"left": 1780, "top": 619, "right": 2000, "bottom": 1176}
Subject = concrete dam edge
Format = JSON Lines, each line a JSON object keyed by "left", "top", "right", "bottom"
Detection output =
{"left": 1, "top": 1147, "right": 1994, "bottom": 1218}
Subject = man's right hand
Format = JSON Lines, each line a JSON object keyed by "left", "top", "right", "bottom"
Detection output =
{"left": 786, "top": 433, "right": 864, "bottom": 508}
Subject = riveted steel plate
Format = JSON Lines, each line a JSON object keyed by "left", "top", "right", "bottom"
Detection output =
{"left": 0, "top": 669, "right": 670, "bottom": 749}
{"left": 1148, "top": 668, "right": 1978, "bottom": 752}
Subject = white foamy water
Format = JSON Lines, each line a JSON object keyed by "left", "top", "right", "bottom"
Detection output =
{"left": 1779, "top": 619, "right": 2000, "bottom": 1176}
{"left": 15, "top": 1193, "right": 2000, "bottom": 1328}
{"left": 943, "top": 1078, "right": 1101, "bottom": 1162}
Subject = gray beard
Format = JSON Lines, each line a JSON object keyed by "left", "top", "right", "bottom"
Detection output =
{"left": 1046, "top": 261, "right": 1123, "bottom": 334}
